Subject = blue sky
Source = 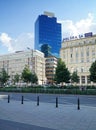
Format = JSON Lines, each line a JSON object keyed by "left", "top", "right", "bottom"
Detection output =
{"left": 0, "top": 0, "right": 96, "bottom": 54}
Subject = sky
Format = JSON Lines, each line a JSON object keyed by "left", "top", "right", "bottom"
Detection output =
{"left": 0, "top": 0, "right": 96, "bottom": 55}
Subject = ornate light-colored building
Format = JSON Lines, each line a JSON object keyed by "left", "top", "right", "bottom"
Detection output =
{"left": 60, "top": 33, "right": 96, "bottom": 85}
{"left": 0, "top": 50, "right": 46, "bottom": 85}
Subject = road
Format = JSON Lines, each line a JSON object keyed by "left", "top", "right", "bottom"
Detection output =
{"left": 0, "top": 92, "right": 96, "bottom": 107}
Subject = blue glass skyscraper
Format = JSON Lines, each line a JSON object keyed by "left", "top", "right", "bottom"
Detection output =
{"left": 35, "top": 12, "right": 62, "bottom": 57}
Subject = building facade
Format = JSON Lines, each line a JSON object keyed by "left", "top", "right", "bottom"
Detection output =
{"left": 45, "top": 56, "right": 57, "bottom": 84}
{"left": 60, "top": 33, "right": 96, "bottom": 85}
{"left": 35, "top": 11, "right": 62, "bottom": 57}
{"left": 0, "top": 50, "right": 46, "bottom": 85}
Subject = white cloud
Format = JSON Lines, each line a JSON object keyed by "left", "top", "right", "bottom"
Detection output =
{"left": 0, "top": 33, "right": 13, "bottom": 52}
{"left": 59, "top": 13, "right": 96, "bottom": 38}
{"left": 0, "top": 33, "right": 34, "bottom": 53}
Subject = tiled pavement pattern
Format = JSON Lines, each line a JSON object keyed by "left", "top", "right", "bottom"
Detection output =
{"left": 0, "top": 98, "right": 96, "bottom": 130}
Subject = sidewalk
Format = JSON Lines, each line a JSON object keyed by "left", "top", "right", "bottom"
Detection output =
{"left": 0, "top": 99, "right": 96, "bottom": 130}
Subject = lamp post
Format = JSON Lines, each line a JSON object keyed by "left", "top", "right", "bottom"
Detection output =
{"left": 52, "top": 66, "right": 54, "bottom": 85}
{"left": 41, "top": 62, "right": 43, "bottom": 85}
{"left": 27, "top": 47, "right": 33, "bottom": 72}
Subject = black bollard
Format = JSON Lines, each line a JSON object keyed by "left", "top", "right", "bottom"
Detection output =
{"left": 8, "top": 95, "right": 10, "bottom": 103}
{"left": 37, "top": 96, "right": 39, "bottom": 106}
{"left": 21, "top": 96, "right": 24, "bottom": 104}
{"left": 77, "top": 98, "right": 80, "bottom": 110}
{"left": 56, "top": 97, "right": 58, "bottom": 108}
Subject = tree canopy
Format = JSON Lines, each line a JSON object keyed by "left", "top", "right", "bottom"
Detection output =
{"left": 21, "top": 65, "right": 38, "bottom": 84}
{"left": 89, "top": 60, "right": 96, "bottom": 83}
{"left": 71, "top": 71, "right": 79, "bottom": 83}
{"left": 54, "top": 59, "right": 70, "bottom": 84}
{"left": 13, "top": 73, "right": 20, "bottom": 84}
{"left": 31, "top": 73, "right": 38, "bottom": 84}
{"left": 0, "top": 68, "right": 9, "bottom": 86}
{"left": 21, "top": 65, "right": 31, "bottom": 83}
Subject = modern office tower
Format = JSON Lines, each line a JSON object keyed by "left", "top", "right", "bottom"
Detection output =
{"left": 0, "top": 50, "right": 46, "bottom": 85}
{"left": 35, "top": 11, "right": 62, "bottom": 57}
{"left": 41, "top": 44, "right": 52, "bottom": 57}
{"left": 60, "top": 32, "right": 96, "bottom": 85}
{"left": 45, "top": 56, "right": 57, "bottom": 84}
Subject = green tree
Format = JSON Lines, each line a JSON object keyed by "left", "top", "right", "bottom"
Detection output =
{"left": 21, "top": 65, "right": 32, "bottom": 83}
{"left": 13, "top": 73, "right": 20, "bottom": 84}
{"left": 0, "top": 68, "right": 9, "bottom": 86}
{"left": 55, "top": 59, "right": 70, "bottom": 85}
{"left": 89, "top": 60, "right": 96, "bottom": 83}
{"left": 31, "top": 73, "right": 38, "bottom": 84}
{"left": 21, "top": 65, "right": 38, "bottom": 85}
{"left": 71, "top": 71, "right": 79, "bottom": 84}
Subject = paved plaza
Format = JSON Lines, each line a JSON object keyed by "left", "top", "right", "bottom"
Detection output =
{"left": 0, "top": 95, "right": 96, "bottom": 130}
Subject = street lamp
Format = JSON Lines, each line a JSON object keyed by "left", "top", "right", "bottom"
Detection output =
{"left": 41, "top": 62, "right": 43, "bottom": 85}
{"left": 27, "top": 47, "right": 33, "bottom": 72}
{"left": 52, "top": 66, "right": 54, "bottom": 85}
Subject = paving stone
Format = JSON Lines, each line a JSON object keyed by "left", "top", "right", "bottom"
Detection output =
{"left": 0, "top": 100, "right": 96, "bottom": 130}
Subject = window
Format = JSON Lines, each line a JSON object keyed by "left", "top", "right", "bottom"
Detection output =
{"left": 92, "top": 51, "right": 95, "bottom": 56}
{"left": 81, "top": 58, "right": 84, "bottom": 63}
{"left": 86, "top": 47, "right": 89, "bottom": 57}
{"left": 70, "top": 48, "right": 73, "bottom": 53}
{"left": 63, "top": 51, "right": 65, "bottom": 59}
{"left": 71, "top": 54, "right": 72, "bottom": 58}
{"left": 81, "top": 76, "right": 85, "bottom": 84}
{"left": 87, "top": 76, "right": 90, "bottom": 84}
{"left": 81, "top": 51, "right": 84, "bottom": 57}
{"left": 87, "top": 58, "right": 90, "bottom": 62}
{"left": 76, "top": 48, "right": 79, "bottom": 59}
{"left": 86, "top": 51, "right": 89, "bottom": 56}
{"left": 92, "top": 46, "right": 95, "bottom": 56}
{"left": 76, "top": 58, "right": 78, "bottom": 63}
{"left": 76, "top": 52, "right": 78, "bottom": 57}
{"left": 81, "top": 67, "right": 84, "bottom": 72}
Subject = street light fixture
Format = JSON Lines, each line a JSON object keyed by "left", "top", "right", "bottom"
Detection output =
{"left": 27, "top": 47, "right": 33, "bottom": 72}
{"left": 41, "top": 62, "right": 43, "bottom": 85}
{"left": 52, "top": 66, "right": 54, "bottom": 85}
